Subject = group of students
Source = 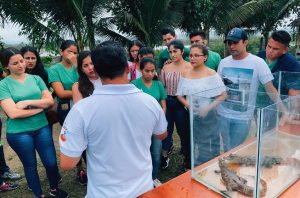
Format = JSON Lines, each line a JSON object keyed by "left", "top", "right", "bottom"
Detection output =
{"left": 126, "top": 33, "right": 227, "bottom": 181}
{"left": 0, "top": 41, "right": 97, "bottom": 197}
{"left": 0, "top": 25, "right": 299, "bottom": 198}
{"left": 0, "top": 34, "right": 224, "bottom": 197}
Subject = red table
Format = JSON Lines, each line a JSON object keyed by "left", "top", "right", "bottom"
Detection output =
{"left": 139, "top": 170, "right": 300, "bottom": 198}
{"left": 140, "top": 123, "right": 300, "bottom": 198}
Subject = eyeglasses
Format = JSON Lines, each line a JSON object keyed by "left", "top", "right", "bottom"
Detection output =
{"left": 189, "top": 54, "right": 205, "bottom": 59}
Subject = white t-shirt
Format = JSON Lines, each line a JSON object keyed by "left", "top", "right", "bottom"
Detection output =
{"left": 217, "top": 53, "right": 273, "bottom": 120}
{"left": 90, "top": 78, "right": 102, "bottom": 90}
{"left": 59, "top": 84, "right": 167, "bottom": 198}
{"left": 136, "top": 69, "right": 142, "bottom": 79}
{"left": 176, "top": 74, "right": 226, "bottom": 108}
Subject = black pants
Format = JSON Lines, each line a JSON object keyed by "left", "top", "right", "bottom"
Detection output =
{"left": 0, "top": 119, "right": 10, "bottom": 184}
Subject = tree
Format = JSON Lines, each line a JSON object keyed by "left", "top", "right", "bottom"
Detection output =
{"left": 243, "top": 0, "right": 300, "bottom": 48}
{"left": 0, "top": 1, "right": 59, "bottom": 51}
{"left": 180, "top": 0, "right": 272, "bottom": 43}
{"left": 0, "top": 0, "right": 127, "bottom": 51}
{"left": 0, "top": 36, "right": 4, "bottom": 50}
{"left": 108, "top": 0, "right": 188, "bottom": 47}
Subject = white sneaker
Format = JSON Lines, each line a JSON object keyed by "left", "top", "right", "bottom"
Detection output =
{"left": 153, "top": 178, "right": 162, "bottom": 188}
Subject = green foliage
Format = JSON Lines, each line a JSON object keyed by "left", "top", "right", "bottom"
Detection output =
{"left": 247, "top": 36, "right": 261, "bottom": 55}
{"left": 0, "top": 0, "right": 127, "bottom": 51}
{"left": 41, "top": 56, "right": 53, "bottom": 67}
{"left": 108, "top": 0, "right": 188, "bottom": 46}
{"left": 242, "top": 0, "right": 300, "bottom": 47}
{"left": 209, "top": 39, "right": 226, "bottom": 58}
{"left": 209, "top": 36, "right": 262, "bottom": 58}
{"left": 1, "top": 0, "right": 299, "bottom": 51}
{"left": 181, "top": 0, "right": 270, "bottom": 37}
{"left": 0, "top": 36, "right": 4, "bottom": 50}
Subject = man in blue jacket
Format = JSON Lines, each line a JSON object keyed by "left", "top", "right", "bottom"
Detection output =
{"left": 257, "top": 30, "right": 300, "bottom": 95}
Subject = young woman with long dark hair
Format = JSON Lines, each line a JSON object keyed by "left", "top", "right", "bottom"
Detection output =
{"left": 20, "top": 46, "right": 49, "bottom": 86}
{"left": 48, "top": 40, "right": 79, "bottom": 126}
{"left": 71, "top": 51, "right": 102, "bottom": 185}
{"left": 72, "top": 51, "right": 101, "bottom": 102}
{"left": 21, "top": 46, "right": 58, "bottom": 127}
{"left": 128, "top": 40, "right": 144, "bottom": 64}
{"left": 159, "top": 39, "right": 192, "bottom": 170}
{"left": 128, "top": 40, "right": 144, "bottom": 81}
{"left": 0, "top": 47, "right": 68, "bottom": 198}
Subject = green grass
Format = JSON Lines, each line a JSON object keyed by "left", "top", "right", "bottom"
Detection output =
{"left": 1, "top": 110, "right": 185, "bottom": 198}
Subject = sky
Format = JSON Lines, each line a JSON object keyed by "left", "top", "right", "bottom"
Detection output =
{"left": 0, "top": 15, "right": 297, "bottom": 45}
{"left": 0, "top": 24, "right": 28, "bottom": 44}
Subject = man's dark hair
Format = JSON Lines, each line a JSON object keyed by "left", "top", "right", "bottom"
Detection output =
{"left": 0, "top": 47, "right": 21, "bottom": 67}
{"left": 167, "top": 39, "right": 184, "bottom": 51}
{"left": 60, "top": 40, "right": 78, "bottom": 51}
{"left": 91, "top": 42, "right": 128, "bottom": 80}
{"left": 77, "top": 50, "right": 94, "bottom": 98}
{"left": 189, "top": 31, "right": 206, "bottom": 40}
{"left": 138, "top": 47, "right": 154, "bottom": 56}
{"left": 270, "top": 30, "right": 291, "bottom": 47}
{"left": 20, "top": 46, "right": 49, "bottom": 87}
{"left": 160, "top": 27, "right": 175, "bottom": 37}
{"left": 128, "top": 40, "right": 144, "bottom": 62}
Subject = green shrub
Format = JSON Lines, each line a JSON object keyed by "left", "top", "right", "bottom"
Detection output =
{"left": 209, "top": 39, "right": 225, "bottom": 58}
{"left": 209, "top": 36, "right": 262, "bottom": 58}
{"left": 41, "top": 56, "right": 53, "bottom": 67}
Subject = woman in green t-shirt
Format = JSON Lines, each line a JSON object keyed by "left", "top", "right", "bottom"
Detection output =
{"left": 21, "top": 46, "right": 59, "bottom": 129}
{"left": 0, "top": 48, "right": 68, "bottom": 198}
{"left": 131, "top": 57, "right": 166, "bottom": 186}
{"left": 48, "top": 40, "right": 79, "bottom": 126}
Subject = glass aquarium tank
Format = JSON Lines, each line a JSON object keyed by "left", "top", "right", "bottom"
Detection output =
{"left": 272, "top": 71, "right": 300, "bottom": 96}
{"left": 189, "top": 78, "right": 299, "bottom": 198}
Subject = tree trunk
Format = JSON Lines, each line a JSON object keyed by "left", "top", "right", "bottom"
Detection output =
{"left": 86, "top": 15, "right": 95, "bottom": 50}
{"left": 263, "top": 31, "right": 269, "bottom": 49}
{"left": 204, "top": 28, "right": 210, "bottom": 46}
{"left": 259, "top": 36, "right": 264, "bottom": 51}
{"left": 223, "top": 29, "right": 230, "bottom": 57}
{"left": 74, "top": 26, "right": 84, "bottom": 51}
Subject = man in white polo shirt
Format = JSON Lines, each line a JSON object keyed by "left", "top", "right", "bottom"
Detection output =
{"left": 59, "top": 42, "right": 168, "bottom": 198}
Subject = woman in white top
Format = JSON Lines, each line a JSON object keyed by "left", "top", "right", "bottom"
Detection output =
{"left": 177, "top": 44, "right": 227, "bottom": 166}
{"left": 72, "top": 51, "right": 102, "bottom": 103}
{"left": 72, "top": 51, "right": 102, "bottom": 185}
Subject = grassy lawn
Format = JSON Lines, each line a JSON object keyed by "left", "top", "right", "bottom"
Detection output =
{"left": 1, "top": 110, "right": 185, "bottom": 198}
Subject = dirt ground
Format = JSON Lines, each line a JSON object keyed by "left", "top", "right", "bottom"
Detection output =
{"left": 1, "top": 110, "right": 87, "bottom": 198}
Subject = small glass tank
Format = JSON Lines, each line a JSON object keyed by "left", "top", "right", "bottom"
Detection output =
{"left": 189, "top": 72, "right": 300, "bottom": 198}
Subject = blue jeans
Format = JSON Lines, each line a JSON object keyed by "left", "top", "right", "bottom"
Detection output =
{"left": 193, "top": 111, "right": 220, "bottom": 166}
{"left": 163, "top": 96, "right": 190, "bottom": 168}
{"left": 7, "top": 125, "right": 60, "bottom": 197}
{"left": 163, "top": 96, "right": 187, "bottom": 152}
{"left": 218, "top": 115, "right": 251, "bottom": 151}
{"left": 150, "top": 136, "right": 161, "bottom": 179}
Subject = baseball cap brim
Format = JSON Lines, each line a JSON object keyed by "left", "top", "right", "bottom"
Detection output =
{"left": 224, "top": 36, "right": 241, "bottom": 43}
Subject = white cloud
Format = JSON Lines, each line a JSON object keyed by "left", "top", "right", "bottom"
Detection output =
{"left": 0, "top": 23, "right": 28, "bottom": 44}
